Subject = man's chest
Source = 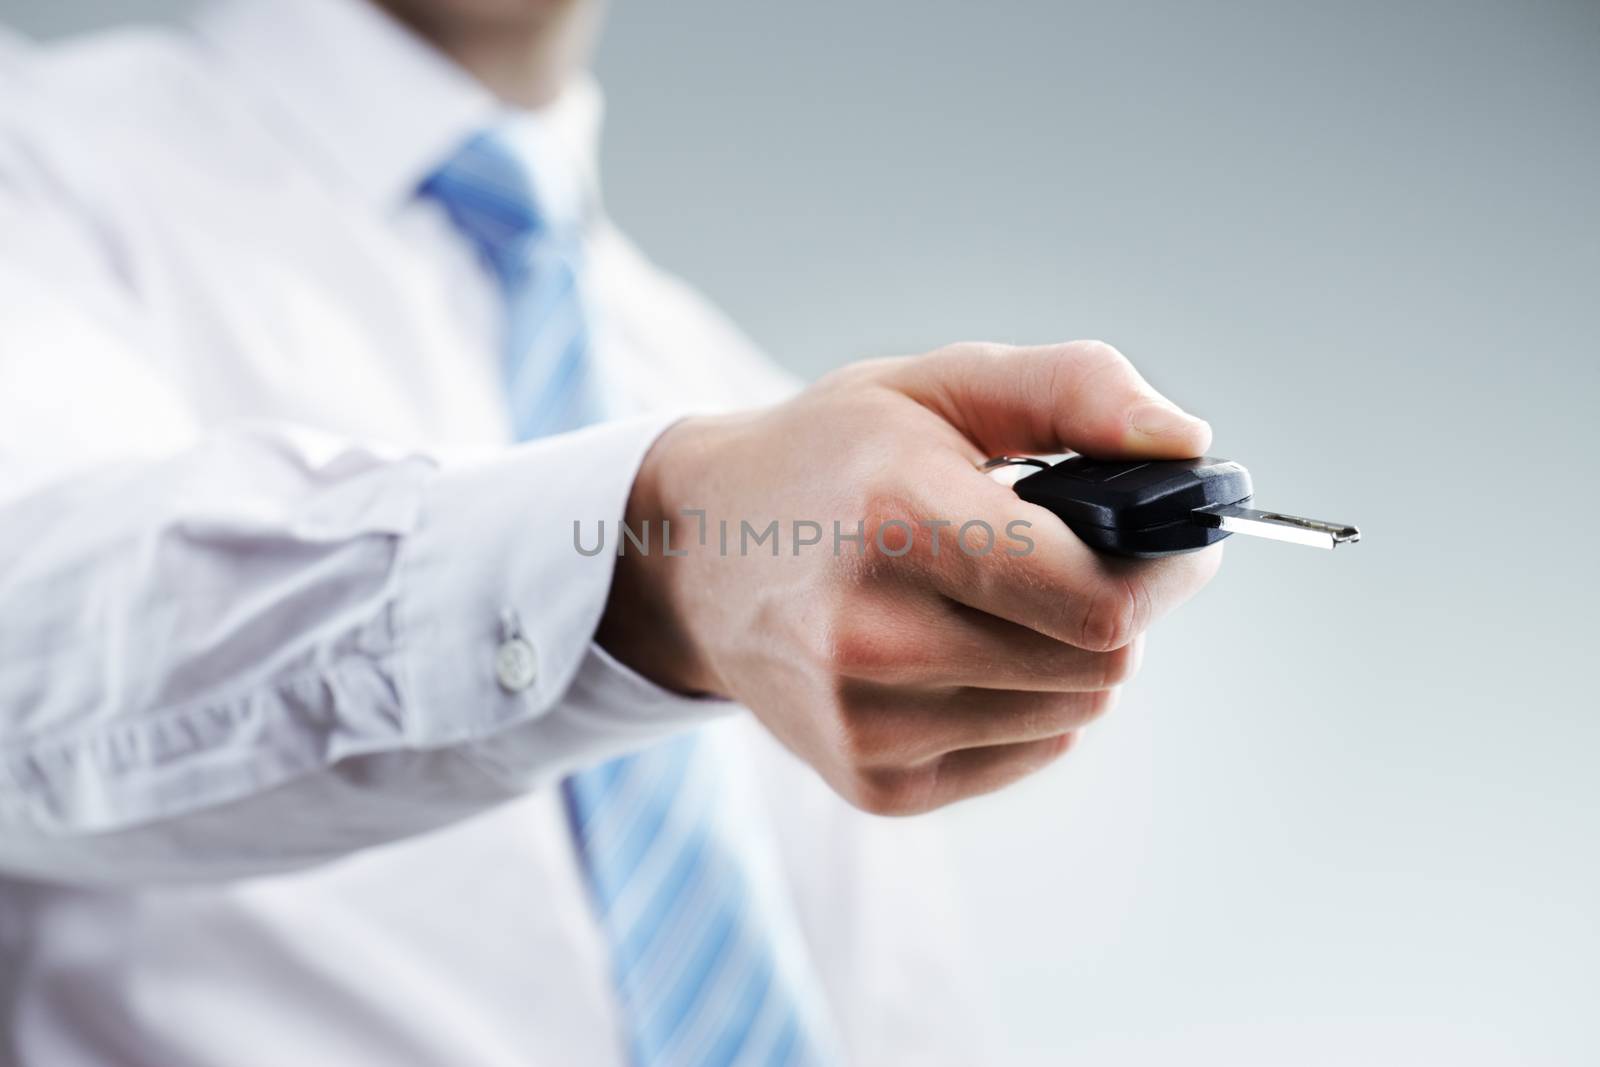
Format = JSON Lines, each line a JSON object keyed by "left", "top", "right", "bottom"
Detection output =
{"left": 115, "top": 172, "right": 779, "bottom": 452}
{"left": 120, "top": 185, "right": 519, "bottom": 448}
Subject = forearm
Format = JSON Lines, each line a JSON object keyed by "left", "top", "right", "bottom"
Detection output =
{"left": 0, "top": 415, "right": 719, "bottom": 883}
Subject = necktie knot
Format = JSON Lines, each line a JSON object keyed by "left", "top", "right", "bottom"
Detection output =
{"left": 421, "top": 130, "right": 545, "bottom": 279}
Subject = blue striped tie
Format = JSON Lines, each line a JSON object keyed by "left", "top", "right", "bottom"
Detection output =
{"left": 422, "top": 130, "right": 829, "bottom": 1067}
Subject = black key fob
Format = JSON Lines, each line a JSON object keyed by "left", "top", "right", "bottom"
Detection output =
{"left": 1012, "top": 455, "right": 1252, "bottom": 559}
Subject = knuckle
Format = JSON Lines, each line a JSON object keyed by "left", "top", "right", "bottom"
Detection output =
{"left": 1047, "top": 731, "right": 1080, "bottom": 761}
{"left": 1070, "top": 338, "right": 1127, "bottom": 369}
{"left": 858, "top": 482, "right": 917, "bottom": 525}
{"left": 1018, "top": 732, "right": 1078, "bottom": 775}
{"left": 846, "top": 767, "right": 934, "bottom": 817}
{"left": 1095, "top": 643, "right": 1141, "bottom": 688}
{"left": 838, "top": 354, "right": 904, "bottom": 383}
{"left": 821, "top": 616, "right": 902, "bottom": 678}
{"left": 1076, "top": 578, "right": 1141, "bottom": 652}
{"left": 937, "top": 340, "right": 1012, "bottom": 363}
{"left": 1082, "top": 687, "right": 1119, "bottom": 723}
{"left": 831, "top": 686, "right": 936, "bottom": 770}
{"left": 853, "top": 487, "right": 953, "bottom": 578}
{"left": 854, "top": 487, "right": 909, "bottom": 542}
{"left": 831, "top": 693, "right": 887, "bottom": 765}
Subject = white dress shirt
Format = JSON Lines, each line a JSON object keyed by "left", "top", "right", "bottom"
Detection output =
{"left": 0, "top": 0, "right": 975, "bottom": 1063}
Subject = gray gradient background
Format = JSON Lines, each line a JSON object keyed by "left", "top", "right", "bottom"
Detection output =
{"left": 7, "top": 1, "right": 1599, "bottom": 1063}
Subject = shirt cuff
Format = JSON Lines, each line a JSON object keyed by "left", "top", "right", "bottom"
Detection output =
{"left": 397, "top": 413, "right": 726, "bottom": 755}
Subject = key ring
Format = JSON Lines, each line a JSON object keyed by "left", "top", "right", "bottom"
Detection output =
{"left": 979, "top": 455, "right": 1052, "bottom": 473}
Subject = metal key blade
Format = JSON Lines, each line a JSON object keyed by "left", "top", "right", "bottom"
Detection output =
{"left": 1192, "top": 503, "right": 1360, "bottom": 550}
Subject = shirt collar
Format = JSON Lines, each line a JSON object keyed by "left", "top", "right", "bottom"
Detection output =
{"left": 192, "top": 0, "right": 604, "bottom": 224}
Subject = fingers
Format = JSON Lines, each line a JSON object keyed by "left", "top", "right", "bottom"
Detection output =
{"left": 830, "top": 593, "right": 1144, "bottom": 691}
{"left": 703, "top": 338, "right": 1225, "bottom": 818}
{"left": 835, "top": 680, "right": 1118, "bottom": 766}
{"left": 886, "top": 339, "right": 1212, "bottom": 460}
{"left": 930, "top": 734, "right": 1078, "bottom": 805}
{"left": 904, "top": 459, "right": 1225, "bottom": 651}
{"left": 852, "top": 734, "right": 1079, "bottom": 817}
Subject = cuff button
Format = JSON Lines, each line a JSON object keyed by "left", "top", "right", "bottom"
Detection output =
{"left": 496, "top": 637, "right": 539, "bottom": 692}
{"left": 495, "top": 608, "right": 538, "bottom": 693}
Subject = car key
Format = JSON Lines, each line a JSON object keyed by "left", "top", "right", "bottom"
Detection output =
{"left": 985, "top": 455, "right": 1360, "bottom": 559}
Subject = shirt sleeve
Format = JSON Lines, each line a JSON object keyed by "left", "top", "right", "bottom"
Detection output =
{"left": 0, "top": 105, "right": 735, "bottom": 887}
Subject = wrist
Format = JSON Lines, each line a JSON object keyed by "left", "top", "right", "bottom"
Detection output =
{"left": 595, "top": 416, "right": 727, "bottom": 697}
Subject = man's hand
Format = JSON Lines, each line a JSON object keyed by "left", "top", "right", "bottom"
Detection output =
{"left": 599, "top": 341, "right": 1222, "bottom": 815}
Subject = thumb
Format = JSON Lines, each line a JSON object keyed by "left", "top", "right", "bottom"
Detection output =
{"left": 889, "top": 340, "right": 1212, "bottom": 459}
